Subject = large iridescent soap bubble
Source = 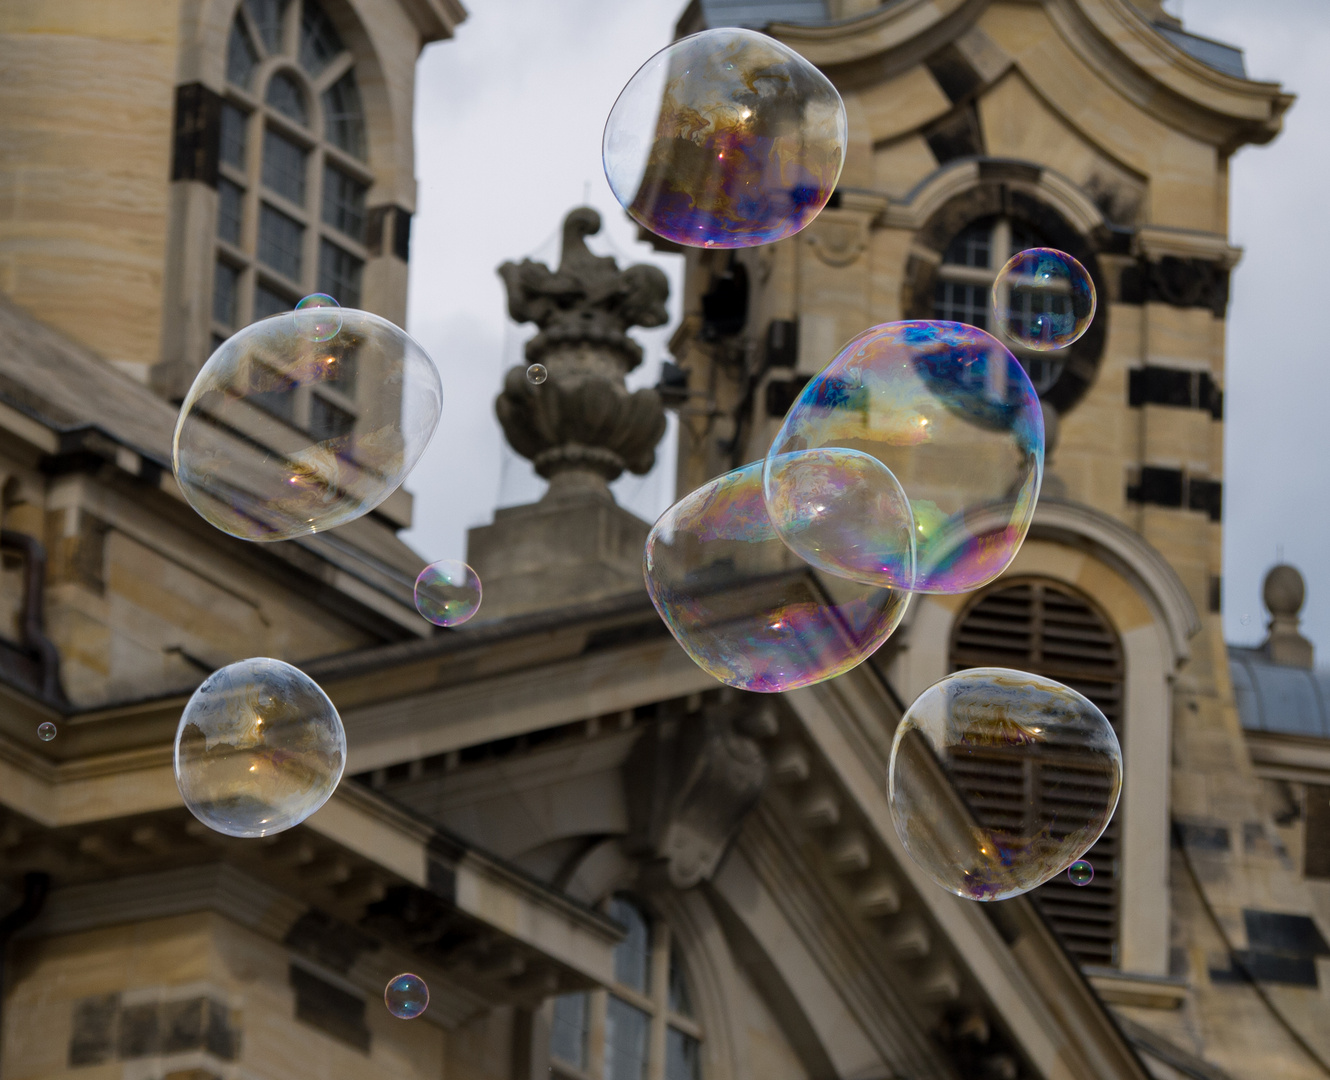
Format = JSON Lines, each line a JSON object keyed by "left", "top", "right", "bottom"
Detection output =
{"left": 764, "top": 321, "right": 1043, "bottom": 594}
{"left": 173, "top": 302, "right": 442, "bottom": 541}
{"left": 887, "top": 668, "right": 1121, "bottom": 901}
{"left": 992, "top": 248, "right": 1096, "bottom": 351}
{"left": 644, "top": 461, "right": 909, "bottom": 692}
{"left": 174, "top": 657, "right": 346, "bottom": 837}
{"left": 604, "top": 28, "right": 846, "bottom": 248}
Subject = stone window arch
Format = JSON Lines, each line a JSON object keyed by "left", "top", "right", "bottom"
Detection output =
{"left": 212, "top": 0, "right": 371, "bottom": 363}
{"left": 948, "top": 576, "right": 1125, "bottom": 967}
{"left": 550, "top": 894, "right": 703, "bottom": 1080}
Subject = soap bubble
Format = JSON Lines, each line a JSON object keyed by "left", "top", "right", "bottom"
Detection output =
{"left": 414, "top": 560, "right": 482, "bottom": 627}
{"left": 37, "top": 722, "right": 56, "bottom": 742}
{"left": 1068, "top": 860, "right": 1094, "bottom": 886}
{"left": 526, "top": 363, "right": 548, "bottom": 385}
{"left": 293, "top": 293, "right": 342, "bottom": 343}
{"left": 766, "top": 321, "right": 1043, "bottom": 594}
{"left": 173, "top": 307, "right": 442, "bottom": 542}
{"left": 174, "top": 657, "right": 346, "bottom": 838}
{"left": 385, "top": 973, "right": 429, "bottom": 1019}
{"left": 992, "top": 248, "right": 1095, "bottom": 351}
{"left": 644, "top": 461, "right": 909, "bottom": 692}
{"left": 604, "top": 27, "right": 846, "bottom": 248}
{"left": 764, "top": 447, "right": 916, "bottom": 588}
{"left": 887, "top": 668, "right": 1121, "bottom": 902}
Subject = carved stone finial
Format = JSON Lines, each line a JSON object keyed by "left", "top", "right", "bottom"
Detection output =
{"left": 1262, "top": 564, "right": 1313, "bottom": 668}
{"left": 495, "top": 207, "right": 670, "bottom": 499}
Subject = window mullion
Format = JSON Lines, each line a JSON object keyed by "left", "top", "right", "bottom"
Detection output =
{"left": 314, "top": 51, "right": 354, "bottom": 94}
{"left": 588, "top": 989, "right": 608, "bottom": 1080}
{"left": 280, "top": 0, "right": 301, "bottom": 58}
{"left": 992, "top": 217, "right": 1012, "bottom": 264}
{"left": 647, "top": 924, "right": 668, "bottom": 1080}
{"left": 307, "top": 149, "right": 325, "bottom": 293}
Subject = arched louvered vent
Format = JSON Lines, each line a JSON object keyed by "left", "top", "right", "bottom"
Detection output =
{"left": 950, "top": 578, "right": 1124, "bottom": 967}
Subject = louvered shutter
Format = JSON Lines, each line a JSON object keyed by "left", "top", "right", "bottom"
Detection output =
{"left": 949, "top": 579, "right": 1124, "bottom": 966}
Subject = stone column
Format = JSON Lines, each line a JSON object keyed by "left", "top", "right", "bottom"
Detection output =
{"left": 465, "top": 207, "right": 670, "bottom": 622}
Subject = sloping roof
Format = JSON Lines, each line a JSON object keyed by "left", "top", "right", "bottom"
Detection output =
{"left": 1154, "top": 24, "right": 1246, "bottom": 79}
{"left": 1230, "top": 646, "right": 1330, "bottom": 738}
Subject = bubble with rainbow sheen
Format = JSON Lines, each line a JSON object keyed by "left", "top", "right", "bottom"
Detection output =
{"left": 293, "top": 293, "right": 342, "bottom": 343}
{"left": 414, "top": 560, "right": 482, "bottom": 627}
{"left": 1068, "top": 860, "right": 1094, "bottom": 886}
{"left": 384, "top": 973, "right": 429, "bottom": 1019}
{"left": 765, "top": 321, "right": 1043, "bottom": 595}
{"left": 992, "top": 247, "right": 1095, "bottom": 351}
{"left": 887, "top": 668, "right": 1121, "bottom": 902}
{"left": 603, "top": 28, "right": 846, "bottom": 249}
{"left": 173, "top": 658, "right": 346, "bottom": 838}
{"left": 644, "top": 461, "right": 909, "bottom": 692}
{"left": 173, "top": 307, "right": 442, "bottom": 542}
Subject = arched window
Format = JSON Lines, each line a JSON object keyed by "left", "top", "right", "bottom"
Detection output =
{"left": 551, "top": 896, "right": 702, "bottom": 1080}
{"left": 932, "top": 215, "right": 1066, "bottom": 395}
{"left": 949, "top": 578, "right": 1125, "bottom": 967}
{"left": 213, "top": 0, "right": 370, "bottom": 360}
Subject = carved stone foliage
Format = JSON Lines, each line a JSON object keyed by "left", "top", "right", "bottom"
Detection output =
{"left": 624, "top": 695, "right": 770, "bottom": 889}
{"left": 1119, "top": 256, "right": 1230, "bottom": 316}
{"left": 496, "top": 208, "right": 671, "bottom": 488}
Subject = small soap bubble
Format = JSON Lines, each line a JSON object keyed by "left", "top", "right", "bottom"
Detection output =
{"left": 765, "top": 321, "right": 1043, "bottom": 594}
{"left": 992, "top": 248, "right": 1095, "bottom": 351}
{"left": 526, "top": 363, "right": 548, "bottom": 385}
{"left": 37, "top": 722, "right": 56, "bottom": 742}
{"left": 1068, "top": 860, "right": 1094, "bottom": 886}
{"left": 385, "top": 973, "right": 429, "bottom": 1019}
{"left": 644, "top": 461, "right": 909, "bottom": 692}
{"left": 293, "top": 293, "right": 342, "bottom": 343}
{"left": 174, "top": 307, "right": 442, "bottom": 542}
{"left": 173, "top": 658, "right": 346, "bottom": 838}
{"left": 887, "top": 668, "right": 1121, "bottom": 901}
{"left": 414, "top": 560, "right": 482, "bottom": 627}
{"left": 604, "top": 28, "right": 846, "bottom": 248}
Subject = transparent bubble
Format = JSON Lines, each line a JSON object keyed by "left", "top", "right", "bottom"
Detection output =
{"left": 37, "top": 722, "right": 56, "bottom": 742}
{"left": 526, "top": 363, "right": 548, "bottom": 385}
{"left": 764, "top": 447, "right": 916, "bottom": 589}
{"left": 766, "top": 321, "right": 1043, "bottom": 594}
{"left": 414, "top": 560, "right": 482, "bottom": 627}
{"left": 385, "top": 973, "right": 429, "bottom": 1019}
{"left": 293, "top": 293, "right": 343, "bottom": 343}
{"left": 1068, "top": 860, "right": 1094, "bottom": 886}
{"left": 992, "top": 248, "right": 1095, "bottom": 351}
{"left": 644, "top": 461, "right": 909, "bottom": 692}
{"left": 887, "top": 668, "right": 1121, "bottom": 901}
{"left": 173, "top": 657, "right": 346, "bottom": 838}
{"left": 604, "top": 28, "right": 846, "bottom": 248}
{"left": 174, "top": 307, "right": 442, "bottom": 542}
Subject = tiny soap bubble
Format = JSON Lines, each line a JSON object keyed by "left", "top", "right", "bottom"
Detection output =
{"left": 415, "top": 561, "right": 482, "bottom": 627}
{"left": 992, "top": 248, "right": 1095, "bottom": 351}
{"left": 293, "top": 293, "right": 342, "bottom": 343}
{"left": 385, "top": 973, "right": 429, "bottom": 1019}
{"left": 1068, "top": 860, "right": 1094, "bottom": 886}
{"left": 526, "top": 363, "right": 548, "bottom": 385}
{"left": 37, "top": 722, "right": 56, "bottom": 742}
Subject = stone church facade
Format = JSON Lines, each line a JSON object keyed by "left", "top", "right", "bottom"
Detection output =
{"left": 0, "top": 1, "right": 1323, "bottom": 1080}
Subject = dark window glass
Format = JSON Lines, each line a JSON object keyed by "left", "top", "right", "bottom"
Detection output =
{"left": 210, "top": 332, "right": 227, "bottom": 355}
{"left": 323, "top": 71, "right": 366, "bottom": 159}
{"left": 220, "top": 103, "right": 248, "bottom": 168}
{"left": 609, "top": 897, "right": 651, "bottom": 994}
{"left": 244, "top": 0, "right": 288, "bottom": 54}
{"left": 326, "top": 350, "right": 356, "bottom": 395}
{"left": 254, "top": 282, "right": 293, "bottom": 320}
{"left": 262, "top": 128, "right": 307, "bottom": 204}
{"left": 604, "top": 997, "right": 649, "bottom": 1080}
{"left": 318, "top": 239, "right": 362, "bottom": 307}
{"left": 1010, "top": 222, "right": 1041, "bottom": 257}
{"left": 550, "top": 993, "right": 589, "bottom": 1071}
{"left": 265, "top": 71, "right": 308, "bottom": 126}
{"left": 942, "top": 220, "right": 992, "bottom": 267}
{"left": 259, "top": 203, "right": 304, "bottom": 280}
{"left": 226, "top": 20, "right": 259, "bottom": 88}
{"left": 322, "top": 165, "right": 366, "bottom": 241}
{"left": 310, "top": 394, "right": 354, "bottom": 441}
{"left": 667, "top": 947, "right": 692, "bottom": 1017}
{"left": 665, "top": 1029, "right": 701, "bottom": 1080}
{"left": 299, "top": 1, "right": 344, "bottom": 76}
{"left": 218, "top": 178, "right": 244, "bottom": 245}
{"left": 932, "top": 280, "right": 989, "bottom": 329}
{"left": 251, "top": 363, "right": 298, "bottom": 423}
{"left": 213, "top": 260, "right": 240, "bottom": 326}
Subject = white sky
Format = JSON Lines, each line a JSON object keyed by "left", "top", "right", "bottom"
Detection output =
{"left": 401, "top": 0, "right": 1330, "bottom": 662}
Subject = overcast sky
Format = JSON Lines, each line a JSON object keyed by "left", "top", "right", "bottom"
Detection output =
{"left": 401, "top": 0, "right": 1330, "bottom": 662}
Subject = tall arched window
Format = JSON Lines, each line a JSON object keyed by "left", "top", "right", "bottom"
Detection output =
{"left": 949, "top": 578, "right": 1125, "bottom": 967}
{"left": 551, "top": 896, "right": 702, "bottom": 1080}
{"left": 932, "top": 215, "right": 1065, "bottom": 395}
{"left": 213, "top": 0, "right": 370, "bottom": 356}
